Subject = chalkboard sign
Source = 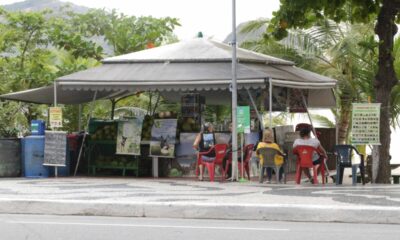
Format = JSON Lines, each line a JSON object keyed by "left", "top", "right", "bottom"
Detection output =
{"left": 44, "top": 131, "right": 67, "bottom": 166}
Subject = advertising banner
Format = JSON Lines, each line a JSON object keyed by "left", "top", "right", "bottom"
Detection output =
{"left": 351, "top": 103, "right": 381, "bottom": 145}
{"left": 264, "top": 87, "right": 287, "bottom": 111}
{"left": 150, "top": 119, "right": 178, "bottom": 158}
{"left": 116, "top": 119, "right": 143, "bottom": 155}
{"left": 237, "top": 106, "right": 251, "bottom": 133}
{"left": 289, "top": 89, "right": 308, "bottom": 113}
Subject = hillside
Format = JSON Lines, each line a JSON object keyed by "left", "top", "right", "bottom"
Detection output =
{"left": 2, "top": 0, "right": 89, "bottom": 13}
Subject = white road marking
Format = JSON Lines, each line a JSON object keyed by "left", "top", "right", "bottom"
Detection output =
{"left": 7, "top": 221, "right": 289, "bottom": 231}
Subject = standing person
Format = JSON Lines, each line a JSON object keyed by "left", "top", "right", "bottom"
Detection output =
{"left": 256, "top": 129, "right": 285, "bottom": 183}
{"left": 293, "top": 127, "right": 328, "bottom": 183}
{"left": 193, "top": 122, "right": 216, "bottom": 181}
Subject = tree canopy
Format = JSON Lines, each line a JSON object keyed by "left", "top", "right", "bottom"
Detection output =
{"left": 268, "top": 0, "right": 400, "bottom": 183}
{"left": 0, "top": 7, "right": 180, "bottom": 135}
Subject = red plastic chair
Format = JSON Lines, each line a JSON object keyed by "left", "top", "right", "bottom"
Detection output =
{"left": 293, "top": 145, "right": 326, "bottom": 185}
{"left": 197, "top": 144, "right": 227, "bottom": 182}
{"left": 225, "top": 144, "right": 254, "bottom": 180}
{"left": 238, "top": 144, "right": 254, "bottom": 180}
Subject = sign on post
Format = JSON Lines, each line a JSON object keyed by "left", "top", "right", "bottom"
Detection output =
{"left": 49, "top": 107, "right": 63, "bottom": 128}
{"left": 351, "top": 103, "right": 381, "bottom": 145}
{"left": 237, "top": 106, "right": 250, "bottom": 133}
{"left": 44, "top": 131, "right": 67, "bottom": 166}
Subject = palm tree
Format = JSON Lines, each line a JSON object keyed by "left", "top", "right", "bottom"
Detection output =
{"left": 241, "top": 19, "right": 376, "bottom": 144}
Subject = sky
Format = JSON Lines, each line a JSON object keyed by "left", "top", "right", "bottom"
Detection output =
{"left": 0, "top": 0, "right": 281, "bottom": 41}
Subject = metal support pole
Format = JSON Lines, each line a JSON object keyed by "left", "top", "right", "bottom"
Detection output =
{"left": 53, "top": 82, "right": 57, "bottom": 107}
{"left": 74, "top": 91, "right": 98, "bottom": 176}
{"left": 78, "top": 104, "right": 82, "bottom": 132}
{"left": 53, "top": 82, "right": 58, "bottom": 178}
{"left": 300, "top": 91, "right": 316, "bottom": 136}
{"left": 231, "top": 0, "right": 238, "bottom": 181}
{"left": 269, "top": 77, "right": 273, "bottom": 129}
{"left": 246, "top": 88, "right": 264, "bottom": 130}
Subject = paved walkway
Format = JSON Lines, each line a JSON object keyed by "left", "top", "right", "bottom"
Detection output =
{"left": 0, "top": 177, "right": 399, "bottom": 224}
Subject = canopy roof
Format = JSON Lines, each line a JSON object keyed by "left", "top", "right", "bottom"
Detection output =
{"left": 0, "top": 38, "right": 337, "bottom": 107}
{"left": 57, "top": 38, "right": 336, "bottom": 91}
{"left": 0, "top": 85, "right": 128, "bottom": 105}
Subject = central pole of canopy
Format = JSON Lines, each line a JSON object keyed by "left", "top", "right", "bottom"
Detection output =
{"left": 231, "top": 0, "right": 238, "bottom": 180}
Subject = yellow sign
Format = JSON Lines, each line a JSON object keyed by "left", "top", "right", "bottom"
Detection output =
{"left": 49, "top": 107, "right": 63, "bottom": 128}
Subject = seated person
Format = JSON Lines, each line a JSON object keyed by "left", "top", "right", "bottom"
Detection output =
{"left": 293, "top": 127, "right": 328, "bottom": 182}
{"left": 193, "top": 122, "right": 216, "bottom": 181}
{"left": 256, "top": 129, "right": 285, "bottom": 183}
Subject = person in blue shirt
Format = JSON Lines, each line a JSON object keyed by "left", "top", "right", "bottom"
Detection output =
{"left": 193, "top": 122, "right": 216, "bottom": 181}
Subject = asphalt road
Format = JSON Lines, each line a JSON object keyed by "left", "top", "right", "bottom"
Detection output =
{"left": 0, "top": 214, "right": 398, "bottom": 240}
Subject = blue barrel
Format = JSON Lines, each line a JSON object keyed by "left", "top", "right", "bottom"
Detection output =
{"left": 31, "top": 120, "right": 45, "bottom": 135}
{"left": 21, "top": 136, "right": 49, "bottom": 177}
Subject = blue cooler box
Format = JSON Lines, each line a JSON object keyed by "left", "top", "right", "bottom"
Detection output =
{"left": 31, "top": 120, "right": 45, "bottom": 135}
{"left": 21, "top": 136, "right": 49, "bottom": 177}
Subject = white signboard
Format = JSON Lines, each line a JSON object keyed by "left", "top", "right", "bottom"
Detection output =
{"left": 351, "top": 103, "right": 381, "bottom": 145}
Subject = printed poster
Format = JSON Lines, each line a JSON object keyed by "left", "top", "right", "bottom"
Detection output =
{"left": 289, "top": 89, "right": 308, "bottom": 113}
{"left": 150, "top": 119, "right": 178, "bottom": 158}
{"left": 116, "top": 119, "right": 143, "bottom": 155}
{"left": 351, "top": 103, "right": 381, "bottom": 145}
{"left": 264, "top": 87, "right": 287, "bottom": 112}
{"left": 49, "top": 107, "right": 63, "bottom": 128}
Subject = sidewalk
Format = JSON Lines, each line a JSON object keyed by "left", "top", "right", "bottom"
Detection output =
{"left": 0, "top": 176, "right": 399, "bottom": 224}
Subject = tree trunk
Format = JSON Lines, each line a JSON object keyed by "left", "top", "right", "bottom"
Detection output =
{"left": 374, "top": 0, "right": 399, "bottom": 183}
{"left": 338, "top": 105, "right": 351, "bottom": 144}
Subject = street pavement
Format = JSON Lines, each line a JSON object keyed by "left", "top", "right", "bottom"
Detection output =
{"left": 1, "top": 214, "right": 399, "bottom": 240}
{"left": 0, "top": 175, "right": 399, "bottom": 224}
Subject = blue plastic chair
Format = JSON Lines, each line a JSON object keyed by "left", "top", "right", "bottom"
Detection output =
{"left": 334, "top": 145, "right": 365, "bottom": 185}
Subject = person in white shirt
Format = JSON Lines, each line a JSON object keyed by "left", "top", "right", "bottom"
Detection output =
{"left": 293, "top": 127, "right": 327, "bottom": 182}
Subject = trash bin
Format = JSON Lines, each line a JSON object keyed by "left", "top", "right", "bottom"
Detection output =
{"left": 21, "top": 136, "right": 49, "bottom": 177}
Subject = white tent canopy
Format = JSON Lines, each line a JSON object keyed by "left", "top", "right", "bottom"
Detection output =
{"left": 57, "top": 38, "right": 336, "bottom": 92}
{"left": 0, "top": 85, "right": 130, "bottom": 105}
{"left": 0, "top": 38, "right": 337, "bottom": 107}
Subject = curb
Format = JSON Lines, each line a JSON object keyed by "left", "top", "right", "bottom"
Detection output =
{"left": 1, "top": 199, "right": 399, "bottom": 224}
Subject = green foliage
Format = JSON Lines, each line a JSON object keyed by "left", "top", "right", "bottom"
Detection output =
{"left": 0, "top": 102, "right": 27, "bottom": 137}
{"left": 0, "top": 7, "right": 180, "bottom": 134}
{"left": 269, "top": 0, "right": 379, "bottom": 40}
{"left": 67, "top": 9, "right": 180, "bottom": 55}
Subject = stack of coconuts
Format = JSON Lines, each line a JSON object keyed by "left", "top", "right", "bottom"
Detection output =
{"left": 90, "top": 124, "right": 117, "bottom": 141}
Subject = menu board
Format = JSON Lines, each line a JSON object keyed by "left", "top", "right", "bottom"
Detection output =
{"left": 351, "top": 103, "right": 381, "bottom": 145}
{"left": 150, "top": 119, "right": 178, "bottom": 158}
{"left": 44, "top": 131, "right": 67, "bottom": 166}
